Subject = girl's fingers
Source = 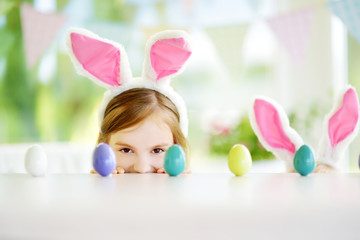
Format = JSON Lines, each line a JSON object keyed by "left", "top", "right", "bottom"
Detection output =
{"left": 116, "top": 167, "right": 125, "bottom": 174}
{"left": 156, "top": 168, "right": 166, "bottom": 174}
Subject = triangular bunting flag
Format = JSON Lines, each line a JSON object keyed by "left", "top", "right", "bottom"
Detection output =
{"left": 327, "top": 0, "right": 360, "bottom": 44}
{"left": 20, "top": 3, "right": 67, "bottom": 68}
{"left": 266, "top": 7, "right": 314, "bottom": 66}
{"left": 205, "top": 24, "right": 249, "bottom": 80}
{"left": 142, "top": 26, "right": 189, "bottom": 40}
{"left": 181, "top": 0, "right": 196, "bottom": 16}
{"left": 246, "top": 0, "right": 263, "bottom": 13}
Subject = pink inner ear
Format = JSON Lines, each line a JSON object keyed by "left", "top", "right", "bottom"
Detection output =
{"left": 70, "top": 33, "right": 121, "bottom": 86}
{"left": 254, "top": 99, "right": 296, "bottom": 154}
{"left": 150, "top": 37, "right": 191, "bottom": 80}
{"left": 328, "top": 88, "right": 359, "bottom": 147}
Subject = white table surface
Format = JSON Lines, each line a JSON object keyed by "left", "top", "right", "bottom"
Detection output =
{"left": 0, "top": 172, "right": 359, "bottom": 240}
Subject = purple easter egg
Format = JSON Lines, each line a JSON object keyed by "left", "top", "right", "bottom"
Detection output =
{"left": 93, "top": 143, "right": 116, "bottom": 177}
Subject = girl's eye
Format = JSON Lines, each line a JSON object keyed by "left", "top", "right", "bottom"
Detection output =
{"left": 152, "top": 148, "right": 164, "bottom": 154}
{"left": 120, "top": 148, "right": 133, "bottom": 153}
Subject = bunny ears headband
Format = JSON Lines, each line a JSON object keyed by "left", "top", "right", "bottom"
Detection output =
{"left": 66, "top": 28, "right": 192, "bottom": 137}
{"left": 249, "top": 86, "right": 360, "bottom": 171}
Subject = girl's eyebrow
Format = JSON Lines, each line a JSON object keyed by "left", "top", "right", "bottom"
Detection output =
{"left": 114, "top": 142, "right": 134, "bottom": 148}
{"left": 115, "top": 142, "right": 171, "bottom": 149}
{"left": 152, "top": 143, "right": 172, "bottom": 148}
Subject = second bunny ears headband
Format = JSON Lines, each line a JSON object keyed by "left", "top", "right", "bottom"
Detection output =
{"left": 66, "top": 28, "right": 192, "bottom": 137}
{"left": 249, "top": 86, "right": 360, "bottom": 171}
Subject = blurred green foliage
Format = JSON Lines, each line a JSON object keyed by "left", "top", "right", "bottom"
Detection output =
{"left": 348, "top": 35, "right": 360, "bottom": 92}
{"left": 0, "top": 1, "right": 38, "bottom": 142}
{"left": 94, "top": 0, "right": 136, "bottom": 22}
{"left": 288, "top": 101, "right": 327, "bottom": 141}
{"left": 0, "top": 0, "right": 108, "bottom": 143}
{"left": 209, "top": 116, "right": 274, "bottom": 161}
{"left": 56, "top": 0, "right": 70, "bottom": 11}
{"left": 242, "top": 63, "right": 272, "bottom": 82}
{"left": 348, "top": 33, "right": 360, "bottom": 171}
{"left": 34, "top": 53, "right": 104, "bottom": 142}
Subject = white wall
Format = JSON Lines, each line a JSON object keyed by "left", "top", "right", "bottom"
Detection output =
{"left": 0, "top": 143, "right": 93, "bottom": 173}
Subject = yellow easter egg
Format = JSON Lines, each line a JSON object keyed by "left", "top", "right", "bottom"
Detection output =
{"left": 228, "top": 144, "right": 252, "bottom": 176}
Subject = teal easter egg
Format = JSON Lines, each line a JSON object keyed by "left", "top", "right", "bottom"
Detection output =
{"left": 293, "top": 145, "right": 315, "bottom": 176}
{"left": 164, "top": 144, "right": 186, "bottom": 176}
{"left": 228, "top": 144, "right": 252, "bottom": 176}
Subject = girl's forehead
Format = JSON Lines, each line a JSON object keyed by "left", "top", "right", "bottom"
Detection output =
{"left": 126, "top": 111, "right": 170, "bottom": 131}
{"left": 110, "top": 116, "right": 173, "bottom": 143}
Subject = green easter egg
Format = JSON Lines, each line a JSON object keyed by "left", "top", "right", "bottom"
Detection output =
{"left": 293, "top": 145, "right": 315, "bottom": 176}
{"left": 228, "top": 144, "right": 252, "bottom": 176}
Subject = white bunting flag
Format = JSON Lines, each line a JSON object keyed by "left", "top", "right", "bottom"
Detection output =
{"left": 20, "top": 3, "right": 67, "bottom": 68}
{"left": 267, "top": 7, "right": 315, "bottom": 66}
{"left": 206, "top": 24, "right": 249, "bottom": 80}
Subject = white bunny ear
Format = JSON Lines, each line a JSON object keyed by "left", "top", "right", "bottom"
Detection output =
{"left": 249, "top": 97, "right": 304, "bottom": 171}
{"left": 66, "top": 28, "right": 132, "bottom": 89}
{"left": 317, "top": 86, "right": 360, "bottom": 167}
{"left": 142, "top": 30, "right": 192, "bottom": 82}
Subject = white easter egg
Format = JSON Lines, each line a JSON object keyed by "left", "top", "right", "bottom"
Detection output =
{"left": 25, "top": 145, "right": 48, "bottom": 177}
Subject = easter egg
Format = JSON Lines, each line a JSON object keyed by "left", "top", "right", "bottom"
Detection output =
{"left": 293, "top": 145, "right": 315, "bottom": 176}
{"left": 228, "top": 144, "right": 252, "bottom": 176}
{"left": 93, "top": 143, "right": 116, "bottom": 177}
{"left": 25, "top": 145, "right": 48, "bottom": 177}
{"left": 164, "top": 144, "right": 186, "bottom": 176}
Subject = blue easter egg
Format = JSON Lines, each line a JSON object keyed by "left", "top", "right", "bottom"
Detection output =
{"left": 93, "top": 143, "right": 116, "bottom": 177}
{"left": 293, "top": 145, "right": 315, "bottom": 176}
{"left": 164, "top": 144, "right": 186, "bottom": 176}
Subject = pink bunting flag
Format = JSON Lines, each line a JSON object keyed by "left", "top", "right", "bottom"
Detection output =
{"left": 20, "top": 3, "right": 67, "bottom": 68}
{"left": 266, "top": 7, "right": 314, "bottom": 67}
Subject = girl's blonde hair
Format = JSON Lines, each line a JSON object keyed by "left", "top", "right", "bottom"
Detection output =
{"left": 98, "top": 88, "right": 189, "bottom": 161}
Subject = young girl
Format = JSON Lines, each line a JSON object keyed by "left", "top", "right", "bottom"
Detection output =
{"left": 98, "top": 88, "right": 188, "bottom": 174}
{"left": 66, "top": 28, "right": 192, "bottom": 173}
